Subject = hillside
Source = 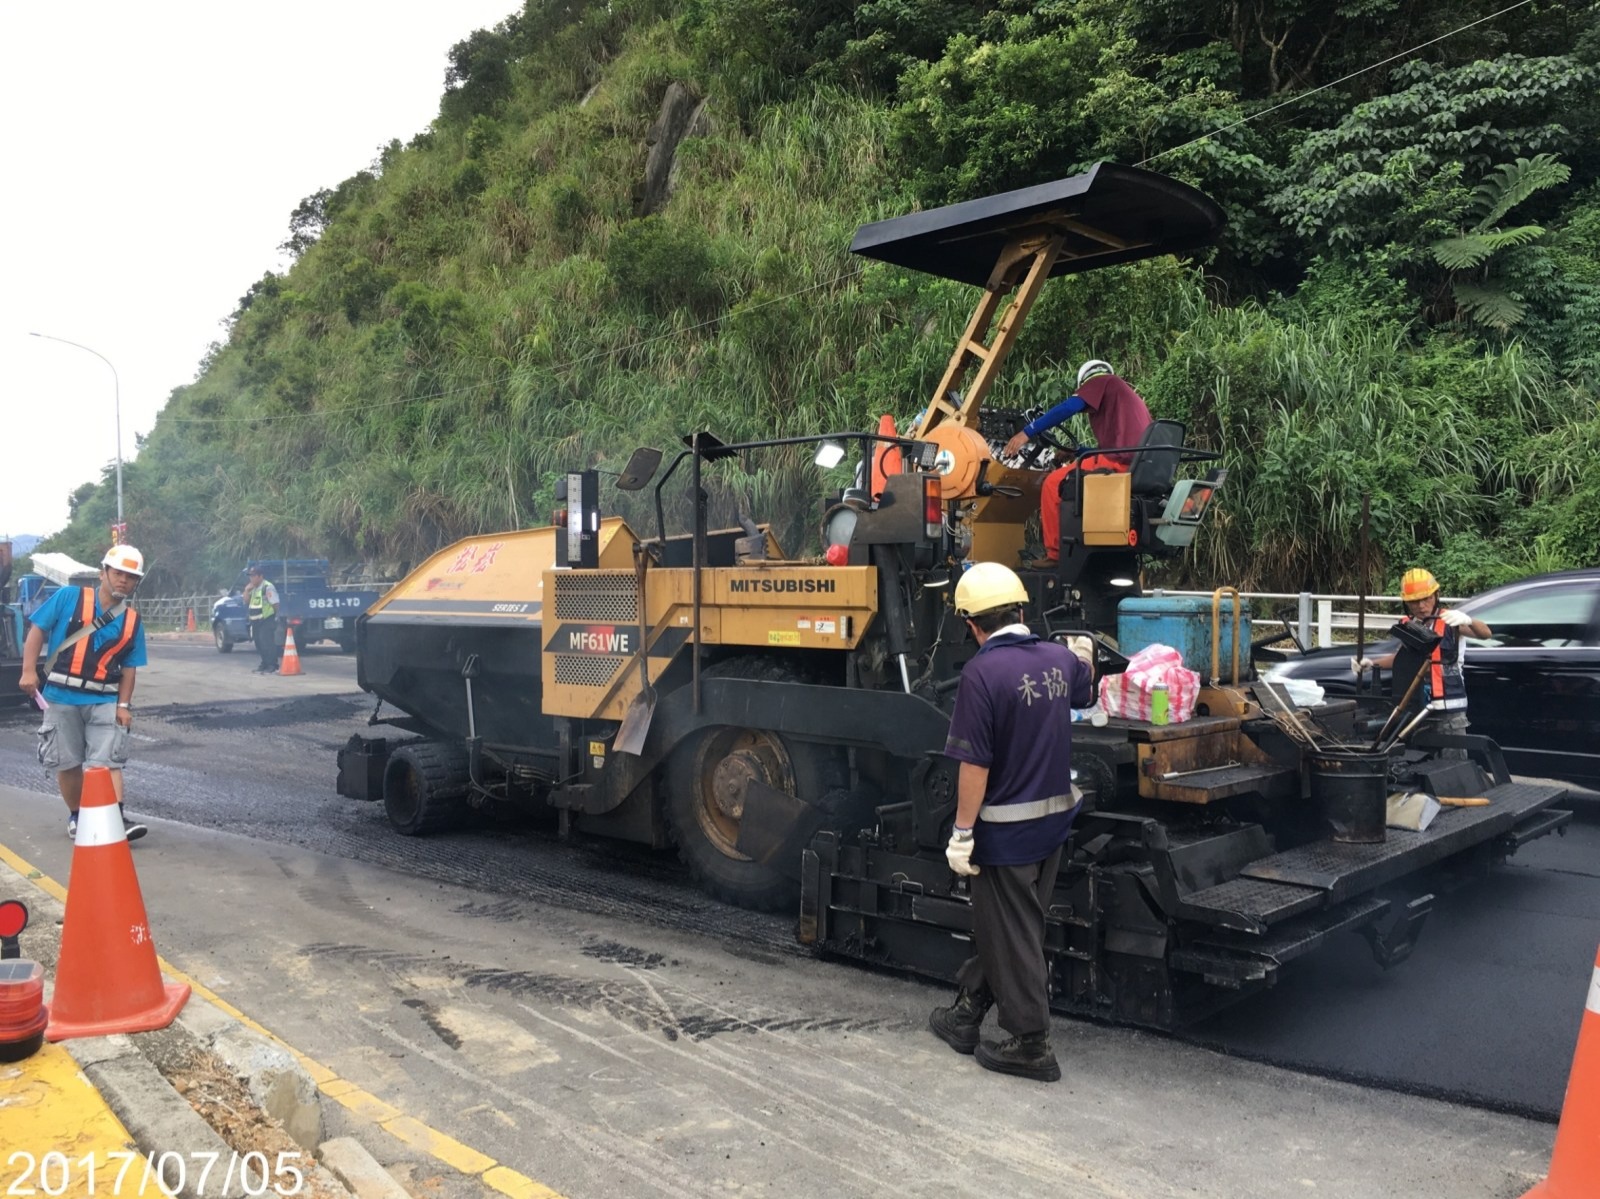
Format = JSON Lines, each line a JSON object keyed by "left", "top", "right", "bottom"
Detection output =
{"left": 41, "top": 0, "right": 1600, "bottom": 593}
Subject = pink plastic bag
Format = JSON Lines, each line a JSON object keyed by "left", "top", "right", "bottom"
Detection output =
{"left": 1098, "top": 644, "right": 1201, "bottom": 723}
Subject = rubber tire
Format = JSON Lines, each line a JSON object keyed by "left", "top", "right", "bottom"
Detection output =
{"left": 214, "top": 623, "right": 234, "bottom": 653}
{"left": 383, "top": 741, "right": 471, "bottom": 836}
{"left": 665, "top": 658, "right": 851, "bottom": 911}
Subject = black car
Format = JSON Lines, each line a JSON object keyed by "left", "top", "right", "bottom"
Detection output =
{"left": 1265, "top": 568, "right": 1600, "bottom": 790}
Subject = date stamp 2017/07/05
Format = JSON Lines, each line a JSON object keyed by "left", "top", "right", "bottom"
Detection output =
{"left": 5, "top": 1150, "right": 307, "bottom": 1197}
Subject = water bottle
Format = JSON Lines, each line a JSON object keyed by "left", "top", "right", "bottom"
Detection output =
{"left": 1150, "top": 681, "right": 1170, "bottom": 726}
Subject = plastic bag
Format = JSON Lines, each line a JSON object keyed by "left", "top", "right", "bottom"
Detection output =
{"left": 1277, "top": 677, "right": 1325, "bottom": 708}
{"left": 1099, "top": 643, "right": 1202, "bottom": 723}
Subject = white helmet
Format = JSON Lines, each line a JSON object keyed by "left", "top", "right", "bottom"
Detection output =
{"left": 101, "top": 545, "right": 146, "bottom": 577}
{"left": 954, "top": 562, "right": 1029, "bottom": 618}
{"left": 1077, "top": 359, "right": 1114, "bottom": 389}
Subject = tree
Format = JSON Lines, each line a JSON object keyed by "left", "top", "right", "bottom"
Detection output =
{"left": 1431, "top": 154, "right": 1572, "bottom": 330}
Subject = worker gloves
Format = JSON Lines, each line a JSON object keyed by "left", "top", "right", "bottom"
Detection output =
{"left": 1066, "top": 635, "right": 1095, "bottom": 674}
{"left": 1441, "top": 608, "right": 1473, "bottom": 628}
{"left": 946, "top": 826, "right": 980, "bottom": 876}
{"left": 1350, "top": 657, "right": 1375, "bottom": 676}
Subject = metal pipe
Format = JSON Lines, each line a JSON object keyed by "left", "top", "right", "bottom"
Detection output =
{"left": 1356, "top": 495, "right": 1370, "bottom": 693}
{"left": 691, "top": 436, "right": 705, "bottom": 715}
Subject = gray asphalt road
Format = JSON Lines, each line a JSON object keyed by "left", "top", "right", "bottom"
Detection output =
{"left": 2, "top": 639, "right": 1595, "bottom": 1125}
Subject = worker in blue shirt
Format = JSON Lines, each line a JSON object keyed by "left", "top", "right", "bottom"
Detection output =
{"left": 18, "top": 546, "right": 150, "bottom": 841}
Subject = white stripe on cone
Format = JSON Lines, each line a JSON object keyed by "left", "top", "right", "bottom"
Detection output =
{"left": 1587, "top": 964, "right": 1600, "bottom": 1017}
{"left": 74, "top": 804, "right": 127, "bottom": 848}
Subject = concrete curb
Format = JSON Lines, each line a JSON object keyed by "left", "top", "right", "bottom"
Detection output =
{"left": 65, "top": 1035, "right": 248, "bottom": 1199}
{"left": 177, "top": 999, "right": 324, "bottom": 1152}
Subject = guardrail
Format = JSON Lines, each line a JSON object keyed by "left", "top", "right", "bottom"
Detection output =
{"left": 1150, "top": 590, "right": 1463, "bottom": 650}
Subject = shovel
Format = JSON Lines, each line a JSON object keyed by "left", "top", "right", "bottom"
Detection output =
{"left": 614, "top": 544, "right": 656, "bottom": 757}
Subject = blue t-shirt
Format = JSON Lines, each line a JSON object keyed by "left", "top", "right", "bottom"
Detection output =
{"left": 944, "top": 630, "right": 1093, "bottom": 865}
{"left": 31, "top": 585, "right": 149, "bottom": 706}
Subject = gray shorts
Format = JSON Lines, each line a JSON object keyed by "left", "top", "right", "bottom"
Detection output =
{"left": 37, "top": 701, "right": 130, "bottom": 772}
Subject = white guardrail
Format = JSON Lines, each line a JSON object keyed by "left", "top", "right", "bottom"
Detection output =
{"left": 1150, "top": 590, "right": 1464, "bottom": 650}
{"left": 132, "top": 584, "right": 392, "bottom": 631}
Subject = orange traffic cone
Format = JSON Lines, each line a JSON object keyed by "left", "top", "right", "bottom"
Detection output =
{"left": 46, "top": 768, "right": 189, "bottom": 1041}
{"left": 278, "top": 623, "right": 302, "bottom": 676}
{"left": 185, "top": 607, "right": 196, "bottom": 632}
{"left": 870, "top": 413, "right": 903, "bottom": 500}
{"left": 1522, "top": 945, "right": 1600, "bottom": 1197}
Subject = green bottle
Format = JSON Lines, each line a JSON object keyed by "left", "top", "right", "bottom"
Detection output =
{"left": 1151, "top": 681, "right": 1170, "bottom": 726}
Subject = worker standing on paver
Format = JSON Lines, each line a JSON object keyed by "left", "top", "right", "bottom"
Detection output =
{"left": 245, "top": 565, "right": 282, "bottom": 674}
{"left": 929, "top": 562, "right": 1093, "bottom": 1081}
{"left": 1354, "top": 566, "right": 1491, "bottom": 757}
{"left": 16, "top": 546, "right": 149, "bottom": 841}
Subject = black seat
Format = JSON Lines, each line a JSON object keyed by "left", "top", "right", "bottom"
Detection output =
{"left": 1127, "top": 419, "right": 1186, "bottom": 497}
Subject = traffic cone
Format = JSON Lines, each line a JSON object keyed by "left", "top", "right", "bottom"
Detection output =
{"left": 871, "top": 414, "right": 903, "bottom": 500}
{"left": 278, "top": 624, "right": 302, "bottom": 676}
{"left": 185, "top": 607, "right": 196, "bottom": 632}
{"left": 1522, "top": 944, "right": 1600, "bottom": 1197}
{"left": 46, "top": 768, "right": 189, "bottom": 1041}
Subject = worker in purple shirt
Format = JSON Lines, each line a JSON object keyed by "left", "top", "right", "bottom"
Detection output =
{"left": 929, "top": 562, "right": 1094, "bottom": 1082}
{"left": 1003, "top": 359, "right": 1154, "bottom": 561}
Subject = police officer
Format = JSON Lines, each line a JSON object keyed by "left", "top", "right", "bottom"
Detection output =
{"left": 929, "top": 562, "right": 1094, "bottom": 1081}
{"left": 245, "top": 565, "right": 281, "bottom": 674}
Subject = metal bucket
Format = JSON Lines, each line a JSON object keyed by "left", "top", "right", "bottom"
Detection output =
{"left": 1308, "top": 749, "right": 1390, "bottom": 843}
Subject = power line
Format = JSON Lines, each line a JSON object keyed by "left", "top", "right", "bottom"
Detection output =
{"left": 1138, "top": 0, "right": 1536, "bottom": 167}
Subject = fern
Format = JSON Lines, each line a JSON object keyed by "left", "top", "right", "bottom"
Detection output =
{"left": 1473, "top": 154, "right": 1572, "bottom": 228}
{"left": 1452, "top": 281, "right": 1528, "bottom": 331}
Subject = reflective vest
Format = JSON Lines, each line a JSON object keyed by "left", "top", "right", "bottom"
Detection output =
{"left": 47, "top": 588, "right": 141, "bottom": 696}
{"left": 1415, "top": 614, "right": 1468, "bottom": 711}
{"left": 247, "top": 580, "right": 277, "bottom": 621}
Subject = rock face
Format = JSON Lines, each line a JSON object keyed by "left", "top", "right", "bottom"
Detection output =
{"left": 635, "top": 82, "right": 710, "bottom": 217}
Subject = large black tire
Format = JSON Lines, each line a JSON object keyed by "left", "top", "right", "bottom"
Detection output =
{"left": 665, "top": 658, "right": 852, "bottom": 911}
{"left": 383, "top": 741, "right": 472, "bottom": 835}
{"left": 213, "top": 622, "right": 234, "bottom": 653}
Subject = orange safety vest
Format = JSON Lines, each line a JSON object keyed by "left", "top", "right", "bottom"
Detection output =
{"left": 47, "top": 588, "right": 141, "bottom": 695}
{"left": 1419, "top": 614, "right": 1468, "bottom": 712}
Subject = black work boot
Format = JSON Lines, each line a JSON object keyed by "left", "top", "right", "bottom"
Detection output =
{"left": 976, "top": 1031, "right": 1061, "bottom": 1082}
{"left": 928, "top": 987, "right": 992, "bottom": 1054}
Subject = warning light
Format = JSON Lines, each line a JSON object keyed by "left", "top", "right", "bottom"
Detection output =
{"left": 0, "top": 901, "right": 26, "bottom": 939}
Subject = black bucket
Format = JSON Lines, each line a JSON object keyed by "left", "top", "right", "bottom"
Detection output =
{"left": 1308, "top": 749, "right": 1390, "bottom": 843}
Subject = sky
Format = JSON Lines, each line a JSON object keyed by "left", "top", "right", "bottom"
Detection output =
{"left": 0, "top": 0, "right": 521, "bottom": 542}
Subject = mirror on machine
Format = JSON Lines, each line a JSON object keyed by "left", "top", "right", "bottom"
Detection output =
{"left": 615, "top": 446, "right": 663, "bottom": 492}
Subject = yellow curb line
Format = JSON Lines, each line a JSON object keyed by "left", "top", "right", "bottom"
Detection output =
{"left": 0, "top": 840, "right": 566, "bottom": 1199}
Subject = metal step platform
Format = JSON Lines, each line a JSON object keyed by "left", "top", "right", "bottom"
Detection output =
{"left": 1178, "top": 780, "right": 1570, "bottom": 929}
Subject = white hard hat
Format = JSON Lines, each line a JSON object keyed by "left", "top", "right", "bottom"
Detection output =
{"left": 1077, "top": 359, "right": 1114, "bottom": 389}
{"left": 954, "top": 562, "right": 1029, "bottom": 618}
{"left": 101, "top": 546, "right": 146, "bottom": 577}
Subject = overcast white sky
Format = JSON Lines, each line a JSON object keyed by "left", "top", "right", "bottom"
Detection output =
{"left": 0, "top": 0, "right": 519, "bottom": 541}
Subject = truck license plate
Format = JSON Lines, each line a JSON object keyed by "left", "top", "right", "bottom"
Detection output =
{"left": 324, "top": 617, "right": 344, "bottom": 629}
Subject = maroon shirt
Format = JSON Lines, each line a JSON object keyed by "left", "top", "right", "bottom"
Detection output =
{"left": 943, "top": 630, "right": 1093, "bottom": 865}
{"left": 1080, "top": 374, "right": 1153, "bottom": 464}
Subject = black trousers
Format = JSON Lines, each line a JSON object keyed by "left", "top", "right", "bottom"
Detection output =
{"left": 956, "top": 842, "right": 1064, "bottom": 1037}
{"left": 251, "top": 617, "right": 279, "bottom": 670}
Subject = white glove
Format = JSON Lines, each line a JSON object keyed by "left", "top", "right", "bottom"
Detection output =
{"left": 945, "top": 826, "right": 980, "bottom": 876}
{"left": 1441, "top": 608, "right": 1472, "bottom": 628}
{"left": 1066, "top": 635, "right": 1095, "bottom": 673}
{"left": 1350, "top": 657, "right": 1375, "bottom": 676}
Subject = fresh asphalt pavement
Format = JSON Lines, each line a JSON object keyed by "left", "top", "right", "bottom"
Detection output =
{"left": 0, "top": 638, "right": 1593, "bottom": 1196}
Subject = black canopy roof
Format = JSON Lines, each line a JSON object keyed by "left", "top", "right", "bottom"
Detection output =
{"left": 848, "top": 162, "right": 1224, "bottom": 287}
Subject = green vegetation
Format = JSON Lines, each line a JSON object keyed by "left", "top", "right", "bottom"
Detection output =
{"left": 42, "top": 0, "right": 1600, "bottom": 594}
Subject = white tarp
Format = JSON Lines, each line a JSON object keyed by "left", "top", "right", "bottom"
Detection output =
{"left": 29, "top": 552, "right": 100, "bottom": 587}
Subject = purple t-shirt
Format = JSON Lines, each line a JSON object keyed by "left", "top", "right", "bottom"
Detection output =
{"left": 943, "top": 630, "right": 1093, "bottom": 865}
{"left": 1080, "top": 374, "right": 1153, "bottom": 464}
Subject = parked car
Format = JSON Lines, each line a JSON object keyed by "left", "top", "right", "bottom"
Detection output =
{"left": 1265, "top": 568, "right": 1600, "bottom": 790}
{"left": 212, "top": 559, "right": 381, "bottom": 654}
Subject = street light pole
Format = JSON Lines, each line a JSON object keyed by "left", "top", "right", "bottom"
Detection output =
{"left": 29, "top": 331, "right": 123, "bottom": 529}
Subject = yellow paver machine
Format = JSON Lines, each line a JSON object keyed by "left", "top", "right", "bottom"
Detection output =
{"left": 338, "top": 163, "right": 1571, "bottom": 1028}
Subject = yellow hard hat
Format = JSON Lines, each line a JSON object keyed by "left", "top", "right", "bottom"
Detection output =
{"left": 954, "top": 562, "right": 1029, "bottom": 618}
{"left": 1400, "top": 567, "right": 1439, "bottom": 602}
